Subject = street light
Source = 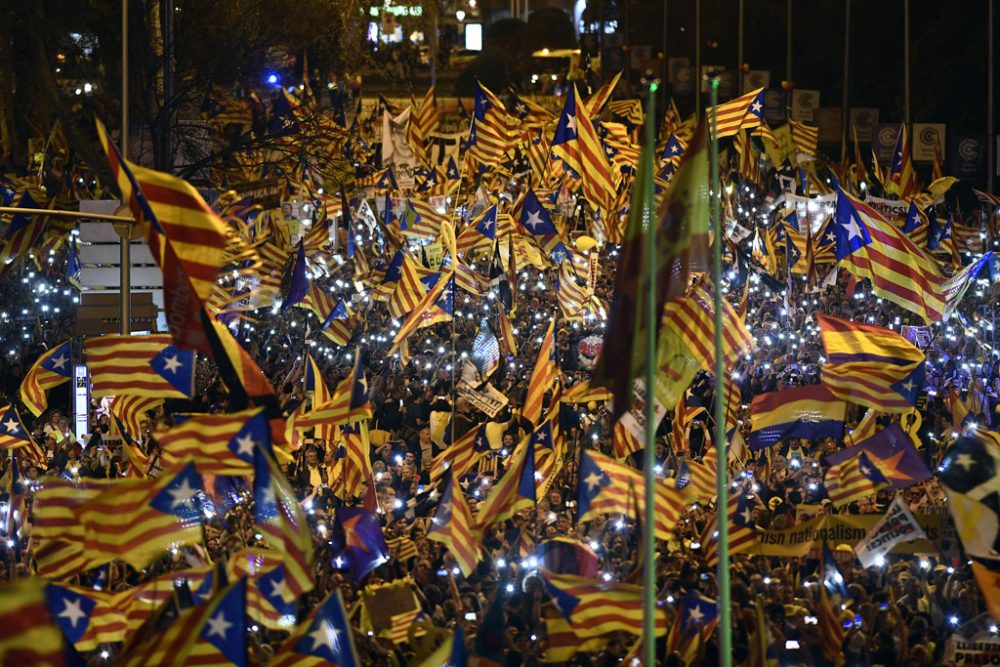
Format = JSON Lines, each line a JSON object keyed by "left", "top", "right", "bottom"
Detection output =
{"left": 456, "top": 9, "right": 466, "bottom": 21}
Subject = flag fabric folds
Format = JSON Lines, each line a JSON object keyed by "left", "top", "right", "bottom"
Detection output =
{"left": 0, "top": 403, "right": 45, "bottom": 462}
{"left": 0, "top": 577, "right": 79, "bottom": 667}
{"left": 577, "top": 450, "right": 687, "bottom": 541}
{"left": 37, "top": 461, "right": 206, "bottom": 572}
{"left": 85, "top": 334, "right": 196, "bottom": 398}
{"left": 270, "top": 589, "right": 359, "bottom": 667}
{"left": 20, "top": 340, "right": 72, "bottom": 416}
{"left": 661, "top": 278, "right": 754, "bottom": 373}
{"left": 818, "top": 544, "right": 846, "bottom": 665}
{"left": 833, "top": 187, "right": 990, "bottom": 322}
{"left": 331, "top": 507, "right": 389, "bottom": 581}
{"left": 295, "top": 352, "right": 372, "bottom": 428}
{"left": 427, "top": 475, "right": 480, "bottom": 576}
{"left": 824, "top": 423, "right": 932, "bottom": 489}
{"left": 158, "top": 407, "right": 268, "bottom": 475}
{"left": 818, "top": 314, "right": 926, "bottom": 413}
{"left": 253, "top": 443, "right": 315, "bottom": 597}
{"left": 121, "top": 579, "right": 248, "bottom": 667}
{"left": 710, "top": 88, "right": 764, "bottom": 138}
{"left": 823, "top": 451, "right": 889, "bottom": 507}
{"left": 665, "top": 590, "right": 719, "bottom": 664}
{"left": 522, "top": 317, "right": 558, "bottom": 425}
{"left": 540, "top": 569, "right": 667, "bottom": 638}
{"left": 551, "top": 84, "right": 617, "bottom": 211}
{"left": 97, "top": 121, "right": 232, "bottom": 352}
{"left": 938, "top": 430, "right": 1000, "bottom": 620}
{"left": 748, "top": 385, "right": 846, "bottom": 450}
{"left": 594, "top": 120, "right": 708, "bottom": 419}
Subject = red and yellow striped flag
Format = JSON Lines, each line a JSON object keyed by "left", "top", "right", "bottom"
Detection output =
{"left": 662, "top": 278, "right": 754, "bottom": 373}
{"left": 540, "top": 569, "right": 668, "bottom": 638}
{"left": 429, "top": 424, "right": 490, "bottom": 486}
{"left": 85, "top": 334, "right": 195, "bottom": 398}
{"left": 296, "top": 282, "right": 338, "bottom": 322}
{"left": 818, "top": 555, "right": 846, "bottom": 666}
{"left": 342, "top": 421, "right": 374, "bottom": 498}
{"left": 31, "top": 477, "right": 116, "bottom": 579}
{"left": 295, "top": 352, "right": 372, "bottom": 429}
{"left": 389, "top": 254, "right": 436, "bottom": 320}
{"left": 0, "top": 578, "right": 77, "bottom": 667}
{"left": 523, "top": 317, "right": 558, "bottom": 425}
{"left": 551, "top": 84, "right": 616, "bottom": 211}
{"left": 80, "top": 462, "right": 206, "bottom": 569}
{"left": 709, "top": 87, "right": 764, "bottom": 138}
{"left": 97, "top": 120, "right": 231, "bottom": 352}
{"left": 19, "top": 340, "right": 72, "bottom": 416}
{"left": 158, "top": 407, "right": 267, "bottom": 475}
{"left": 823, "top": 451, "right": 889, "bottom": 507}
{"left": 427, "top": 474, "right": 481, "bottom": 576}
{"left": 577, "top": 450, "right": 688, "bottom": 541}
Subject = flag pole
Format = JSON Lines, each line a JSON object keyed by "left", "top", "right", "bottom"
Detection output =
{"left": 120, "top": 0, "right": 131, "bottom": 336}
{"left": 641, "top": 80, "right": 659, "bottom": 667}
{"left": 708, "top": 74, "right": 733, "bottom": 667}
{"left": 840, "top": 0, "right": 851, "bottom": 163}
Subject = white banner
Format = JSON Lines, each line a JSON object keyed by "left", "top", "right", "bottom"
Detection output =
{"left": 855, "top": 496, "right": 928, "bottom": 569}
{"left": 457, "top": 382, "right": 509, "bottom": 418}
{"left": 943, "top": 637, "right": 1000, "bottom": 665}
{"left": 865, "top": 195, "right": 910, "bottom": 220}
{"left": 381, "top": 107, "right": 417, "bottom": 188}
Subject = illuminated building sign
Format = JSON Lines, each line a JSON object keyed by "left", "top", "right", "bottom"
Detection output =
{"left": 366, "top": 5, "right": 423, "bottom": 17}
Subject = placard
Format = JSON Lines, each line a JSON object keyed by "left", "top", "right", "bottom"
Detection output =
{"left": 912, "top": 123, "right": 946, "bottom": 162}
{"left": 849, "top": 108, "right": 879, "bottom": 143}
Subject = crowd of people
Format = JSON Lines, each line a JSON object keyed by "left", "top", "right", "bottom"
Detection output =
{"left": 0, "top": 88, "right": 999, "bottom": 666}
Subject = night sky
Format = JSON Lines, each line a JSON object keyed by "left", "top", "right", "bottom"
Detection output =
{"left": 630, "top": 0, "right": 995, "bottom": 134}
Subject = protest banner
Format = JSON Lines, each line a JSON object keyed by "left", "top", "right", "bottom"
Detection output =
{"left": 741, "top": 512, "right": 942, "bottom": 557}
{"left": 854, "top": 496, "right": 928, "bottom": 568}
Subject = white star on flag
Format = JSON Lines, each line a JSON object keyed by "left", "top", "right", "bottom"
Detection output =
{"left": 584, "top": 472, "right": 603, "bottom": 491}
{"left": 525, "top": 210, "right": 543, "bottom": 229}
{"left": 234, "top": 433, "right": 257, "bottom": 457}
{"left": 269, "top": 577, "right": 291, "bottom": 601}
{"left": 161, "top": 355, "right": 184, "bottom": 374}
{"left": 841, "top": 216, "right": 863, "bottom": 242}
{"left": 205, "top": 611, "right": 233, "bottom": 639}
{"left": 167, "top": 478, "right": 199, "bottom": 510}
{"left": 309, "top": 620, "right": 342, "bottom": 653}
{"left": 58, "top": 597, "right": 88, "bottom": 629}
